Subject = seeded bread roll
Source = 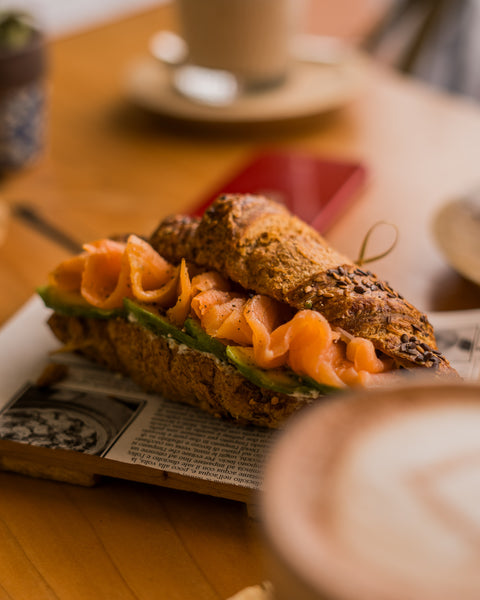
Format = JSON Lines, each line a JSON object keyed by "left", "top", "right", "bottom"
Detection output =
{"left": 150, "top": 194, "right": 453, "bottom": 374}
{"left": 43, "top": 194, "right": 457, "bottom": 431}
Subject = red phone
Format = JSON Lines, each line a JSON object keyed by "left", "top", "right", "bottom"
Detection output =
{"left": 189, "top": 151, "right": 367, "bottom": 233}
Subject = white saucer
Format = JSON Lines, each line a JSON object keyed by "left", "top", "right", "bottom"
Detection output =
{"left": 124, "top": 52, "right": 367, "bottom": 126}
{"left": 433, "top": 194, "right": 480, "bottom": 286}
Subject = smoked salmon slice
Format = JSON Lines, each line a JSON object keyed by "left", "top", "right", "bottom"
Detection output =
{"left": 191, "top": 290, "right": 253, "bottom": 345}
{"left": 48, "top": 235, "right": 392, "bottom": 389}
{"left": 49, "top": 253, "right": 90, "bottom": 292}
{"left": 167, "top": 259, "right": 192, "bottom": 326}
{"left": 50, "top": 235, "right": 178, "bottom": 309}
{"left": 346, "top": 336, "right": 387, "bottom": 374}
{"left": 191, "top": 271, "right": 230, "bottom": 294}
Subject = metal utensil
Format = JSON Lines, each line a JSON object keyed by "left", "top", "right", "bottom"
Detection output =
{"left": 12, "top": 203, "right": 82, "bottom": 254}
{"left": 149, "top": 30, "right": 241, "bottom": 106}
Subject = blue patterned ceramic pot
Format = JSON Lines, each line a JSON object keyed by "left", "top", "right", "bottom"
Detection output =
{"left": 0, "top": 27, "right": 47, "bottom": 170}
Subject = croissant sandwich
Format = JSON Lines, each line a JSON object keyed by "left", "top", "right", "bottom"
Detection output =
{"left": 38, "top": 194, "right": 457, "bottom": 428}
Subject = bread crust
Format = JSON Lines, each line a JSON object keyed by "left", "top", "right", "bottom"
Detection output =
{"left": 150, "top": 194, "right": 454, "bottom": 374}
{"left": 44, "top": 194, "right": 457, "bottom": 431}
{"left": 47, "top": 313, "right": 317, "bottom": 428}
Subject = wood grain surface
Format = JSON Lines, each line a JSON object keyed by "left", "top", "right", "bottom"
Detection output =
{"left": 1, "top": 3, "right": 480, "bottom": 599}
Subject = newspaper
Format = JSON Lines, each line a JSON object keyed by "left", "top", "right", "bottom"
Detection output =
{"left": 1, "top": 296, "right": 480, "bottom": 492}
{"left": 0, "top": 297, "right": 275, "bottom": 491}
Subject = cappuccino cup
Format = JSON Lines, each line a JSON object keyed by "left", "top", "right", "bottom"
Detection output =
{"left": 174, "top": 0, "right": 292, "bottom": 90}
{"left": 261, "top": 381, "right": 480, "bottom": 600}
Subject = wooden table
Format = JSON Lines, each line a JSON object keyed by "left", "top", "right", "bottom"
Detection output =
{"left": 1, "top": 4, "right": 480, "bottom": 599}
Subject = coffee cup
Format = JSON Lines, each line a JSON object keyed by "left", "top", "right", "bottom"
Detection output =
{"left": 261, "top": 381, "right": 480, "bottom": 600}
{"left": 174, "top": 0, "right": 293, "bottom": 90}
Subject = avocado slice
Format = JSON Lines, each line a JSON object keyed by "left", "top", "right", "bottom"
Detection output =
{"left": 184, "top": 318, "right": 227, "bottom": 360}
{"left": 39, "top": 286, "right": 339, "bottom": 397}
{"left": 124, "top": 299, "right": 201, "bottom": 349}
{"left": 37, "top": 284, "right": 124, "bottom": 319}
{"left": 125, "top": 302, "right": 230, "bottom": 359}
{"left": 225, "top": 345, "right": 337, "bottom": 396}
{"left": 299, "top": 375, "right": 342, "bottom": 396}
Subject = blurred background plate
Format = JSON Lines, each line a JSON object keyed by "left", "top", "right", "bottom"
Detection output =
{"left": 124, "top": 51, "right": 367, "bottom": 126}
{"left": 432, "top": 194, "right": 480, "bottom": 287}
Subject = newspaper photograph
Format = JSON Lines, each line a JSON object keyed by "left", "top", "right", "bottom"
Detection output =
{"left": 429, "top": 310, "right": 480, "bottom": 381}
{"left": 0, "top": 297, "right": 479, "bottom": 492}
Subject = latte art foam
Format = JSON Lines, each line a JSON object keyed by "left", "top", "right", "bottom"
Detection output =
{"left": 261, "top": 382, "right": 480, "bottom": 600}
